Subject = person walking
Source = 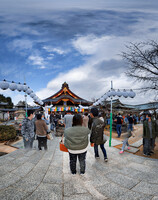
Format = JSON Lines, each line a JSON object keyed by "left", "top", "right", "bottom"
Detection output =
{"left": 119, "top": 130, "right": 133, "bottom": 154}
{"left": 82, "top": 112, "right": 89, "bottom": 128}
{"left": 64, "top": 114, "right": 90, "bottom": 175}
{"left": 21, "top": 110, "right": 35, "bottom": 149}
{"left": 64, "top": 111, "right": 74, "bottom": 129}
{"left": 90, "top": 107, "right": 108, "bottom": 162}
{"left": 127, "top": 113, "right": 134, "bottom": 131}
{"left": 143, "top": 114, "right": 157, "bottom": 156}
{"left": 50, "top": 112, "right": 55, "bottom": 130}
{"left": 115, "top": 113, "right": 123, "bottom": 138}
{"left": 35, "top": 114, "right": 48, "bottom": 151}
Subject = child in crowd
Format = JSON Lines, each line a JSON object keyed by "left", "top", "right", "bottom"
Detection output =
{"left": 119, "top": 129, "right": 134, "bottom": 154}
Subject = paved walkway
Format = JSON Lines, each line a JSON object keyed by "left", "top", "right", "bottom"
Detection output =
{"left": 0, "top": 136, "right": 158, "bottom": 200}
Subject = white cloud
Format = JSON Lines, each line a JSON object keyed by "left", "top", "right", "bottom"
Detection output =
{"left": 72, "top": 34, "right": 127, "bottom": 60}
{"left": 43, "top": 46, "right": 67, "bottom": 55}
{"left": 38, "top": 66, "right": 46, "bottom": 69}
{"left": 28, "top": 55, "right": 45, "bottom": 66}
{"left": 72, "top": 35, "right": 111, "bottom": 55}
{"left": 11, "top": 39, "right": 33, "bottom": 50}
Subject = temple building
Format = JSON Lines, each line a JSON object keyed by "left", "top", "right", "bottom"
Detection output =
{"left": 42, "top": 82, "right": 92, "bottom": 112}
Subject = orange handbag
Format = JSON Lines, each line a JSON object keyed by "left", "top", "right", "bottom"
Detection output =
{"left": 90, "top": 143, "right": 94, "bottom": 147}
{"left": 59, "top": 141, "right": 68, "bottom": 152}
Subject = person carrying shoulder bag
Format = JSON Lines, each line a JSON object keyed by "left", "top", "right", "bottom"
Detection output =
{"left": 64, "top": 114, "right": 90, "bottom": 175}
{"left": 35, "top": 113, "right": 48, "bottom": 151}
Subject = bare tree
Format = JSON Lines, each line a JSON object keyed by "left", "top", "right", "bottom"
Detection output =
{"left": 122, "top": 41, "right": 158, "bottom": 97}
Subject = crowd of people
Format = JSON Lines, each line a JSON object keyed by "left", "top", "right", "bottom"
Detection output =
{"left": 21, "top": 108, "right": 158, "bottom": 175}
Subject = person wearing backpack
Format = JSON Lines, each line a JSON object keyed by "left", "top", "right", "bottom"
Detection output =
{"left": 90, "top": 107, "right": 108, "bottom": 162}
{"left": 127, "top": 113, "right": 134, "bottom": 131}
{"left": 115, "top": 113, "right": 123, "bottom": 138}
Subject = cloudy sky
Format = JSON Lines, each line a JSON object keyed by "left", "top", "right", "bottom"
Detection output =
{"left": 0, "top": 0, "right": 158, "bottom": 106}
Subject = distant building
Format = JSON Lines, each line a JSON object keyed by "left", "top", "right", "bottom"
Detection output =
{"left": 43, "top": 82, "right": 92, "bottom": 113}
{"left": 100, "top": 99, "right": 158, "bottom": 114}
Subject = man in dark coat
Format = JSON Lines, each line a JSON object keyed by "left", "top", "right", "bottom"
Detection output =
{"left": 143, "top": 114, "right": 157, "bottom": 156}
{"left": 115, "top": 113, "right": 123, "bottom": 138}
{"left": 127, "top": 113, "right": 134, "bottom": 131}
{"left": 90, "top": 107, "right": 108, "bottom": 162}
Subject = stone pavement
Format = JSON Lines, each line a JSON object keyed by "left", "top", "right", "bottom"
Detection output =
{"left": 0, "top": 137, "right": 158, "bottom": 200}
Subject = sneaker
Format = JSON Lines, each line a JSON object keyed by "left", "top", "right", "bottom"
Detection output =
{"left": 150, "top": 151, "right": 154, "bottom": 154}
{"left": 127, "top": 147, "right": 130, "bottom": 150}
{"left": 95, "top": 156, "right": 100, "bottom": 159}
{"left": 143, "top": 153, "right": 151, "bottom": 156}
{"left": 104, "top": 158, "right": 108, "bottom": 162}
{"left": 119, "top": 150, "right": 124, "bottom": 154}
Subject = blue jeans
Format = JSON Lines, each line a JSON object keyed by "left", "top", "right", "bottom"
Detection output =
{"left": 128, "top": 124, "right": 133, "bottom": 131}
{"left": 23, "top": 137, "right": 34, "bottom": 149}
{"left": 94, "top": 144, "right": 107, "bottom": 159}
{"left": 116, "top": 124, "right": 122, "bottom": 137}
{"left": 122, "top": 138, "right": 129, "bottom": 151}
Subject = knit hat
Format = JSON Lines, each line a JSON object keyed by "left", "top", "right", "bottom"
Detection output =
{"left": 90, "top": 107, "right": 98, "bottom": 117}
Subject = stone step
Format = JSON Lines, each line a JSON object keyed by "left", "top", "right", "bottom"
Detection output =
{"left": 0, "top": 136, "right": 157, "bottom": 200}
{"left": 130, "top": 139, "right": 143, "bottom": 148}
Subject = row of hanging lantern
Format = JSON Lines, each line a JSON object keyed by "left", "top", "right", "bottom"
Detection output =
{"left": 0, "top": 79, "right": 43, "bottom": 106}
{"left": 93, "top": 89, "right": 136, "bottom": 106}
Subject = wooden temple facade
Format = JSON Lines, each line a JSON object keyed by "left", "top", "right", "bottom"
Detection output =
{"left": 42, "top": 82, "right": 92, "bottom": 112}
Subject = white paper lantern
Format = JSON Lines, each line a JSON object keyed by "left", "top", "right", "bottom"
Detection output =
{"left": 26, "top": 87, "right": 33, "bottom": 95}
{"left": 111, "top": 89, "right": 116, "bottom": 96}
{"left": 107, "top": 90, "right": 112, "bottom": 97}
{"left": 17, "top": 82, "right": 23, "bottom": 92}
{"left": 40, "top": 101, "right": 44, "bottom": 105}
{"left": 36, "top": 100, "right": 40, "bottom": 104}
{"left": 100, "top": 97, "right": 104, "bottom": 102}
{"left": 9, "top": 81, "right": 17, "bottom": 91}
{"left": 103, "top": 94, "right": 108, "bottom": 100}
{"left": 128, "top": 89, "right": 136, "bottom": 98}
{"left": 39, "top": 101, "right": 42, "bottom": 105}
{"left": 0, "top": 80, "right": 9, "bottom": 90}
{"left": 122, "top": 89, "right": 128, "bottom": 98}
{"left": 22, "top": 83, "right": 28, "bottom": 92}
{"left": 33, "top": 96, "right": 38, "bottom": 101}
{"left": 116, "top": 89, "right": 122, "bottom": 97}
{"left": 95, "top": 101, "right": 99, "bottom": 106}
{"left": 30, "top": 92, "right": 35, "bottom": 98}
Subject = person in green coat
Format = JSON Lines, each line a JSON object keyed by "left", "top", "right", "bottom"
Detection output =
{"left": 143, "top": 114, "right": 157, "bottom": 156}
{"left": 64, "top": 114, "right": 90, "bottom": 175}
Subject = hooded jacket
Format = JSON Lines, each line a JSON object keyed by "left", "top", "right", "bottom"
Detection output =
{"left": 90, "top": 117, "right": 105, "bottom": 145}
{"left": 64, "top": 126, "right": 90, "bottom": 150}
